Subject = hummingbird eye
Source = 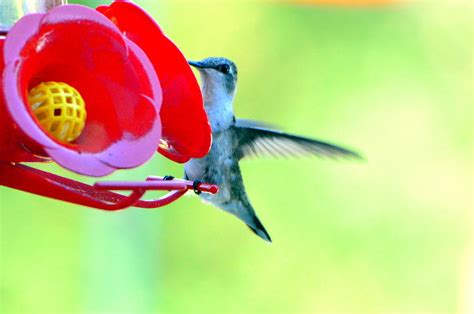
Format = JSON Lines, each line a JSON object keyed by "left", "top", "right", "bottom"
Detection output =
{"left": 217, "top": 64, "right": 230, "bottom": 74}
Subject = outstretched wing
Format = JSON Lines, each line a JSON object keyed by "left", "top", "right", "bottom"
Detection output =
{"left": 233, "top": 119, "right": 362, "bottom": 160}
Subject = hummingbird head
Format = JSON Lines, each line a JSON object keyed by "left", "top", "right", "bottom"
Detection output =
{"left": 188, "top": 57, "right": 238, "bottom": 103}
{"left": 188, "top": 57, "right": 238, "bottom": 130}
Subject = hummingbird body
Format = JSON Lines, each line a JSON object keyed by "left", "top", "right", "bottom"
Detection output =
{"left": 185, "top": 57, "right": 271, "bottom": 240}
{"left": 186, "top": 57, "right": 361, "bottom": 242}
{"left": 185, "top": 123, "right": 272, "bottom": 241}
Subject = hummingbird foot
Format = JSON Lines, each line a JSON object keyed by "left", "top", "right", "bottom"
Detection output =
{"left": 163, "top": 175, "right": 175, "bottom": 181}
{"left": 192, "top": 180, "right": 202, "bottom": 195}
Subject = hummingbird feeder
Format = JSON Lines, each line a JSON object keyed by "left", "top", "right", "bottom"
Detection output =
{"left": 0, "top": 0, "right": 217, "bottom": 210}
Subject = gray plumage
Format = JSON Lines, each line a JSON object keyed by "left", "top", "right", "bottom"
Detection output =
{"left": 185, "top": 57, "right": 361, "bottom": 242}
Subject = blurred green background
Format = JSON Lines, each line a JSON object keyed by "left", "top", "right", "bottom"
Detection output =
{"left": 1, "top": 0, "right": 473, "bottom": 313}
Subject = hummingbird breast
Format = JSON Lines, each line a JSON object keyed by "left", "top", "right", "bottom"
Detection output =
{"left": 185, "top": 128, "right": 243, "bottom": 206}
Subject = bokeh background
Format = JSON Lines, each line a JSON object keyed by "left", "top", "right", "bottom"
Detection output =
{"left": 1, "top": 0, "right": 473, "bottom": 313}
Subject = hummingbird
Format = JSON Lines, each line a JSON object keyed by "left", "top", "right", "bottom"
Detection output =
{"left": 185, "top": 57, "right": 361, "bottom": 242}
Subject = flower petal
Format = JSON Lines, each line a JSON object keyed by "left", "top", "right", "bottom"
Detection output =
{"left": 98, "top": 1, "right": 211, "bottom": 162}
{"left": 42, "top": 4, "right": 123, "bottom": 36}
{"left": 3, "top": 14, "right": 43, "bottom": 64}
{"left": 2, "top": 4, "right": 163, "bottom": 176}
{"left": 96, "top": 95, "right": 161, "bottom": 169}
{"left": 44, "top": 146, "right": 115, "bottom": 177}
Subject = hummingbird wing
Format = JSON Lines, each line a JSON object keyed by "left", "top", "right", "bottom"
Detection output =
{"left": 234, "top": 119, "right": 362, "bottom": 160}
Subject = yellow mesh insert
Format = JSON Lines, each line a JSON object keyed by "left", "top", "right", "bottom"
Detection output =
{"left": 28, "top": 82, "right": 87, "bottom": 143}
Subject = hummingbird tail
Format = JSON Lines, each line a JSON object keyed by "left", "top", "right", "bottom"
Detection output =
{"left": 247, "top": 215, "right": 272, "bottom": 243}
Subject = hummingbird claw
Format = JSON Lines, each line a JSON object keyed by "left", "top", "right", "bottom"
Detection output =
{"left": 192, "top": 180, "right": 202, "bottom": 195}
{"left": 163, "top": 175, "right": 175, "bottom": 181}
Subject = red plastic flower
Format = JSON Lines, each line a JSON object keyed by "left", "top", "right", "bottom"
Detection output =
{"left": 1, "top": 1, "right": 212, "bottom": 177}
{"left": 0, "top": 2, "right": 217, "bottom": 210}
{"left": 1, "top": 5, "right": 162, "bottom": 176}
{"left": 97, "top": 0, "right": 211, "bottom": 163}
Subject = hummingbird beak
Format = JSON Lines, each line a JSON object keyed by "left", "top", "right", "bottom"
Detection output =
{"left": 188, "top": 60, "right": 209, "bottom": 69}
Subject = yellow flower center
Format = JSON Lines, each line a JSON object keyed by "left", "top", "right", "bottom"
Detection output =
{"left": 28, "top": 81, "right": 87, "bottom": 143}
